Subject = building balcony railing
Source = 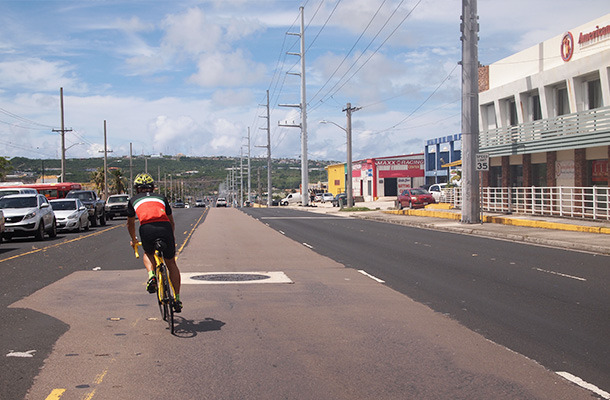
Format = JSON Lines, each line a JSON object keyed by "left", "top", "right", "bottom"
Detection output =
{"left": 479, "top": 106, "right": 610, "bottom": 156}
{"left": 442, "top": 186, "right": 610, "bottom": 221}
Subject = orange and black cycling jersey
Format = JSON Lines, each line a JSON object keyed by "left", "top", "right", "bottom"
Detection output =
{"left": 127, "top": 192, "right": 172, "bottom": 224}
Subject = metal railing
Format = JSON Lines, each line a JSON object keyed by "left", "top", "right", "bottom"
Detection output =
{"left": 442, "top": 186, "right": 610, "bottom": 221}
{"left": 479, "top": 106, "right": 610, "bottom": 156}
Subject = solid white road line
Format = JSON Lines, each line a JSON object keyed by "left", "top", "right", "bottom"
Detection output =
{"left": 358, "top": 270, "right": 385, "bottom": 283}
{"left": 303, "top": 242, "right": 313, "bottom": 249}
{"left": 533, "top": 267, "right": 586, "bottom": 281}
{"left": 556, "top": 371, "right": 610, "bottom": 399}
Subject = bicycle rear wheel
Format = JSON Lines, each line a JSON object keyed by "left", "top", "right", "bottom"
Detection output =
{"left": 160, "top": 269, "right": 175, "bottom": 334}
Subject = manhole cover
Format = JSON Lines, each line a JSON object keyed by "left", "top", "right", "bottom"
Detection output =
{"left": 191, "top": 273, "right": 271, "bottom": 282}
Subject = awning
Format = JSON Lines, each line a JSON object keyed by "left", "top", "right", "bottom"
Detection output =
{"left": 441, "top": 160, "right": 462, "bottom": 168}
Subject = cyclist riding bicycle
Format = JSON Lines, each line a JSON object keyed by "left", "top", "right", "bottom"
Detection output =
{"left": 127, "top": 173, "right": 182, "bottom": 313}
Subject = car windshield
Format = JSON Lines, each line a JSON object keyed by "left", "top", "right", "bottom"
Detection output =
{"left": 51, "top": 200, "right": 77, "bottom": 210}
{"left": 68, "top": 192, "right": 94, "bottom": 201}
{"left": 0, "top": 190, "right": 20, "bottom": 197}
{"left": 0, "top": 197, "right": 37, "bottom": 209}
{"left": 108, "top": 196, "right": 128, "bottom": 203}
{"left": 410, "top": 189, "right": 427, "bottom": 195}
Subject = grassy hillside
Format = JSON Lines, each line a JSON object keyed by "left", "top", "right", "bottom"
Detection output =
{"left": 5, "top": 155, "right": 335, "bottom": 199}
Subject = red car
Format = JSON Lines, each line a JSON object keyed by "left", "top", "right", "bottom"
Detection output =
{"left": 397, "top": 188, "right": 435, "bottom": 209}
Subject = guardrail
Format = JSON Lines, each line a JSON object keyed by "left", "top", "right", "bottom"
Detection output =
{"left": 441, "top": 186, "right": 610, "bottom": 221}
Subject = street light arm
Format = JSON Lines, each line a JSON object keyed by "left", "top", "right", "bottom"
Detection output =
{"left": 319, "top": 120, "right": 347, "bottom": 133}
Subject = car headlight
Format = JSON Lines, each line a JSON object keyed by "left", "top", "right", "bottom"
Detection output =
{"left": 67, "top": 212, "right": 79, "bottom": 220}
{"left": 24, "top": 211, "right": 37, "bottom": 220}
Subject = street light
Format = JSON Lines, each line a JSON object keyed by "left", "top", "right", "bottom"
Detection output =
{"left": 319, "top": 119, "right": 353, "bottom": 208}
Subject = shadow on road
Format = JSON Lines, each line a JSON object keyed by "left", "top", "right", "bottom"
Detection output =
{"left": 173, "top": 317, "right": 225, "bottom": 338}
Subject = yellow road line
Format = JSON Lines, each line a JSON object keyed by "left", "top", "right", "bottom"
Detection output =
{"left": 0, "top": 225, "right": 122, "bottom": 264}
{"left": 45, "top": 389, "right": 66, "bottom": 400}
{"left": 94, "top": 369, "right": 107, "bottom": 384}
{"left": 82, "top": 388, "right": 96, "bottom": 400}
{"left": 176, "top": 208, "right": 208, "bottom": 258}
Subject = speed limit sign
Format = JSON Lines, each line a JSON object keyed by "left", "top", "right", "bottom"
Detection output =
{"left": 476, "top": 154, "right": 489, "bottom": 171}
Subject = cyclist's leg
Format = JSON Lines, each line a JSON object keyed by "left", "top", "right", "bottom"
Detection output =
{"left": 165, "top": 257, "right": 181, "bottom": 295}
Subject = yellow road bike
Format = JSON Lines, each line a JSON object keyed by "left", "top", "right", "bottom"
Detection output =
{"left": 133, "top": 239, "right": 177, "bottom": 334}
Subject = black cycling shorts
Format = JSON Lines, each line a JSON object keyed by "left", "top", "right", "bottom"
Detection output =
{"left": 139, "top": 221, "right": 176, "bottom": 259}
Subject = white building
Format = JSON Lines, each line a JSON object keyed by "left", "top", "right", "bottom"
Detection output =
{"left": 478, "top": 13, "right": 609, "bottom": 189}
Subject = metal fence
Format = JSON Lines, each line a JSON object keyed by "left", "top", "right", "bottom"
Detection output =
{"left": 442, "top": 186, "right": 610, "bottom": 221}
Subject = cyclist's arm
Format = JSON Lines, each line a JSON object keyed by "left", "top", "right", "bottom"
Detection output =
{"left": 127, "top": 216, "right": 138, "bottom": 245}
{"left": 167, "top": 213, "right": 175, "bottom": 233}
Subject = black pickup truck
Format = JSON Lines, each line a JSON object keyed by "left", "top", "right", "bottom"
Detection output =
{"left": 66, "top": 190, "right": 106, "bottom": 226}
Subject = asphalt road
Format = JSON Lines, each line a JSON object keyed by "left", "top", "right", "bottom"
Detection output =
{"left": 241, "top": 207, "right": 610, "bottom": 394}
{"left": 0, "top": 207, "right": 207, "bottom": 400}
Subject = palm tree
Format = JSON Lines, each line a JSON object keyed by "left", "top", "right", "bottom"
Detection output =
{"left": 110, "top": 169, "right": 127, "bottom": 194}
{"left": 90, "top": 167, "right": 104, "bottom": 194}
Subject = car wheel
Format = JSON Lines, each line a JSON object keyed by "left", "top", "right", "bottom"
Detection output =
{"left": 108, "top": 214, "right": 113, "bottom": 220}
{"left": 3, "top": 234, "right": 12, "bottom": 242}
{"left": 35, "top": 221, "right": 45, "bottom": 241}
{"left": 48, "top": 219, "right": 57, "bottom": 238}
{"left": 99, "top": 212, "right": 106, "bottom": 226}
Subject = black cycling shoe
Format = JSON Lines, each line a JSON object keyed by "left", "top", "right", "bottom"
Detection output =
{"left": 146, "top": 276, "right": 157, "bottom": 293}
{"left": 173, "top": 300, "right": 183, "bottom": 313}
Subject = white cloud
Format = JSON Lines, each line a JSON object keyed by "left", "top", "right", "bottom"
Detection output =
{"left": 0, "top": 58, "right": 86, "bottom": 93}
{"left": 188, "top": 50, "right": 266, "bottom": 87}
{"left": 161, "top": 7, "right": 225, "bottom": 55}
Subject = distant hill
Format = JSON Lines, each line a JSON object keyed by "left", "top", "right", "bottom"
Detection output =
{"left": 4, "top": 155, "right": 336, "bottom": 198}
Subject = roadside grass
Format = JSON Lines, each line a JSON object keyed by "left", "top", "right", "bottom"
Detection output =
{"left": 340, "top": 207, "right": 372, "bottom": 212}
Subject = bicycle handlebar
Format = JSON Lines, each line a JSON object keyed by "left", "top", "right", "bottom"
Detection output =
{"left": 132, "top": 241, "right": 142, "bottom": 259}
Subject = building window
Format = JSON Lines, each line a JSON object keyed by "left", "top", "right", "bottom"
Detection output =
{"left": 587, "top": 79, "right": 602, "bottom": 110}
{"left": 482, "top": 103, "right": 497, "bottom": 130}
{"left": 557, "top": 87, "right": 570, "bottom": 116}
{"left": 531, "top": 94, "right": 542, "bottom": 121}
{"left": 508, "top": 99, "right": 518, "bottom": 126}
{"left": 532, "top": 164, "right": 547, "bottom": 186}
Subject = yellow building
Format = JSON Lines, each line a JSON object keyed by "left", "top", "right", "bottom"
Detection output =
{"left": 325, "top": 163, "right": 345, "bottom": 195}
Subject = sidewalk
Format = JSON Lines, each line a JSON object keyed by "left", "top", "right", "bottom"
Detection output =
{"left": 290, "top": 201, "right": 610, "bottom": 255}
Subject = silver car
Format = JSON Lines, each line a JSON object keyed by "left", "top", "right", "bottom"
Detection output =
{"left": 50, "top": 198, "right": 90, "bottom": 232}
{"left": 0, "top": 194, "right": 57, "bottom": 241}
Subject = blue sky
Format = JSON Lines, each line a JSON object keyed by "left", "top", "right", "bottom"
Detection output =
{"left": 0, "top": 0, "right": 608, "bottom": 162}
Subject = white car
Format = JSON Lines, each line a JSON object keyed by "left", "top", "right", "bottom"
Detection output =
{"left": 428, "top": 183, "right": 447, "bottom": 202}
{"left": 50, "top": 198, "right": 90, "bottom": 232}
{"left": 0, "top": 194, "right": 57, "bottom": 241}
{"left": 321, "top": 193, "right": 334, "bottom": 203}
{"left": 216, "top": 197, "right": 227, "bottom": 207}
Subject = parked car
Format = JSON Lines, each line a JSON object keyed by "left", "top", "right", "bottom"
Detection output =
{"left": 216, "top": 197, "right": 227, "bottom": 207}
{"left": 428, "top": 183, "right": 447, "bottom": 202}
{"left": 105, "top": 194, "right": 130, "bottom": 219}
{"left": 50, "top": 198, "right": 90, "bottom": 232}
{"left": 0, "top": 194, "right": 57, "bottom": 241}
{"left": 195, "top": 199, "right": 206, "bottom": 207}
{"left": 397, "top": 188, "right": 435, "bottom": 209}
{"left": 0, "top": 210, "right": 4, "bottom": 242}
{"left": 280, "top": 193, "right": 301, "bottom": 206}
{"left": 174, "top": 199, "right": 185, "bottom": 208}
{"left": 0, "top": 187, "right": 38, "bottom": 198}
{"left": 321, "top": 193, "right": 334, "bottom": 203}
{"left": 314, "top": 193, "right": 323, "bottom": 202}
{"left": 66, "top": 190, "right": 106, "bottom": 227}
{"left": 332, "top": 193, "right": 347, "bottom": 207}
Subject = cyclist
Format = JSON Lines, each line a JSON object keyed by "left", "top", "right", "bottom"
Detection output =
{"left": 127, "top": 173, "right": 182, "bottom": 313}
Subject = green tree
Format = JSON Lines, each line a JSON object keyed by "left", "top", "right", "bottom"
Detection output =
{"left": 90, "top": 167, "right": 104, "bottom": 194}
{"left": 109, "top": 168, "right": 127, "bottom": 194}
{"left": 0, "top": 156, "right": 12, "bottom": 180}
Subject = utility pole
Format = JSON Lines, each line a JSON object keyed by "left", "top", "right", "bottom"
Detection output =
{"left": 247, "top": 128, "right": 251, "bottom": 205}
{"left": 52, "top": 87, "right": 72, "bottom": 183}
{"left": 129, "top": 143, "right": 133, "bottom": 197}
{"left": 344, "top": 103, "right": 361, "bottom": 208}
{"left": 280, "top": 6, "right": 308, "bottom": 206}
{"left": 240, "top": 148, "right": 244, "bottom": 207}
{"left": 257, "top": 90, "right": 272, "bottom": 206}
{"left": 461, "top": 0, "right": 480, "bottom": 223}
{"left": 99, "top": 120, "right": 113, "bottom": 200}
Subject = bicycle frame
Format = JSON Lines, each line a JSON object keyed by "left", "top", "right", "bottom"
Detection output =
{"left": 133, "top": 242, "right": 177, "bottom": 334}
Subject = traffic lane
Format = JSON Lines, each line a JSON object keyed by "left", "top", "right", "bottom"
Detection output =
{"left": 0, "top": 208, "right": 206, "bottom": 400}
{"left": 243, "top": 208, "right": 610, "bottom": 393}
{"left": 19, "top": 206, "right": 594, "bottom": 400}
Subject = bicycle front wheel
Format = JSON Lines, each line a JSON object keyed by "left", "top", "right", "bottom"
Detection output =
{"left": 156, "top": 270, "right": 167, "bottom": 321}
{"left": 161, "top": 271, "right": 174, "bottom": 333}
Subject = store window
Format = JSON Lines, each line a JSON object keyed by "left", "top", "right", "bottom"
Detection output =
{"left": 532, "top": 164, "right": 547, "bottom": 186}
{"left": 587, "top": 79, "right": 602, "bottom": 110}
{"left": 489, "top": 166, "right": 502, "bottom": 187}
{"left": 510, "top": 165, "right": 523, "bottom": 187}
